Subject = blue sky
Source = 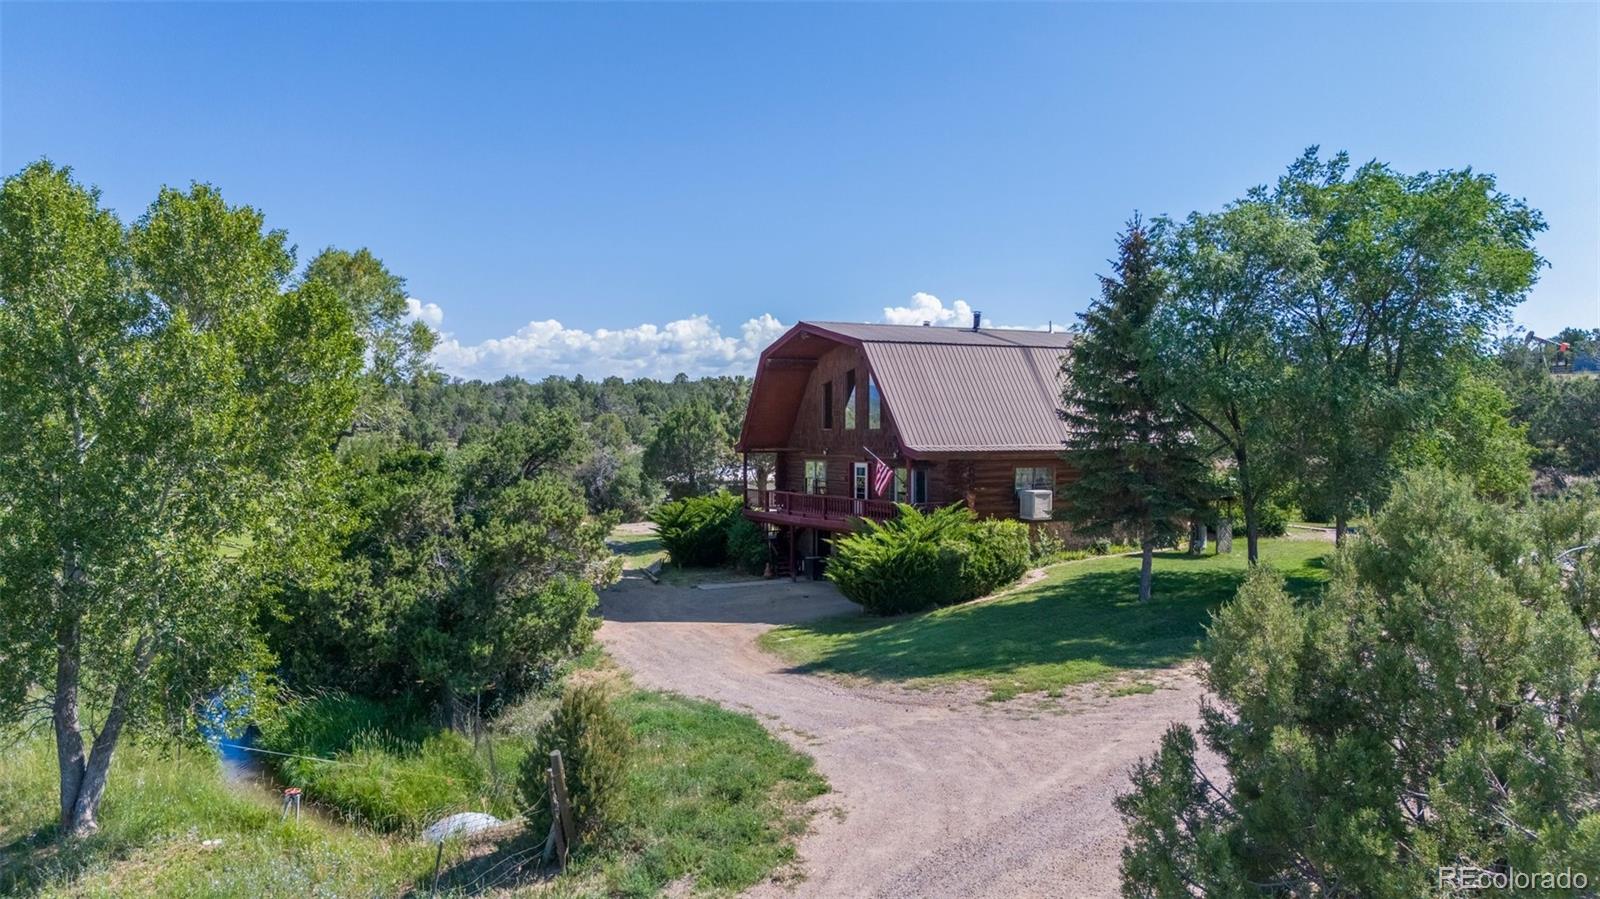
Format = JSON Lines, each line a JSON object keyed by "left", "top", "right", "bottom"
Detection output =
{"left": 4, "top": 2, "right": 1596, "bottom": 379}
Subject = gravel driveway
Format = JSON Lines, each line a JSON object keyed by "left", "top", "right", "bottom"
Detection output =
{"left": 598, "top": 572, "right": 1208, "bottom": 899}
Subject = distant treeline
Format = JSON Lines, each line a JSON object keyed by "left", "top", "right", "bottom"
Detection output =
{"left": 395, "top": 374, "right": 749, "bottom": 450}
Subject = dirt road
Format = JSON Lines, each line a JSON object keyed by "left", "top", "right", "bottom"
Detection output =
{"left": 598, "top": 571, "right": 1209, "bottom": 899}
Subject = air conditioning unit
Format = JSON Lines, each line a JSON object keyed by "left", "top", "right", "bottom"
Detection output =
{"left": 1018, "top": 489, "right": 1053, "bottom": 521}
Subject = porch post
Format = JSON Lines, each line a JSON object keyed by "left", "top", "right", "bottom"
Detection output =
{"left": 788, "top": 526, "right": 797, "bottom": 583}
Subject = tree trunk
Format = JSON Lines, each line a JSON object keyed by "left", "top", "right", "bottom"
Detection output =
{"left": 55, "top": 629, "right": 151, "bottom": 837}
{"left": 1236, "top": 447, "right": 1260, "bottom": 565}
{"left": 1244, "top": 503, "right": 1260, "bottom": 565}
{"left": 54, "top": 620, "right": 88, "bottom": 835}
{"left": 1334, "top": 512, "right": 1348, "bottom": 546}
{"left": 1138, "top": 540, "right": 1154, "bottom": 603}
{"left": 1188, "top": 520, "right": 1207, "bottom": 556}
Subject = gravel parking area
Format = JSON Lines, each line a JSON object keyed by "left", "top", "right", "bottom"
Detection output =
{"left": 598, "top": 572, "right": 1209, "bottom": 898}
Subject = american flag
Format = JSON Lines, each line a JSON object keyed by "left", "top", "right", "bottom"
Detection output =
{"left": 872, "top": 460, "right": 894, "bottom": 497}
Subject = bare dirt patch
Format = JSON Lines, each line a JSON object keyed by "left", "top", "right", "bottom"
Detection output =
{"left": 598, "top": 575, "right": 1209, "bottom": 898}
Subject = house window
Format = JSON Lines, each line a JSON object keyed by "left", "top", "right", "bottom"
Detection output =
{"left": 1014, "top": 467, "right": 1054, "bottom": 492}
{"left": 822, "top": 381, "right": 833, "bottom": 429}
{"left": 893, "top": 467, "right": 908, "bottom": 502}
{"left": 805, "top": 459, "right": 828, "bottom": 494}
{"left": 852, "top": 462, "right": 869, "bottom": 500}
{"left": 910, "top": 468, "right": 929, "bottom": 505}
{"left": 843, "top": 370, "right": 857, "bottom": 430}
{"left": 867, "top": 374, "right": 881, "bottom": 429}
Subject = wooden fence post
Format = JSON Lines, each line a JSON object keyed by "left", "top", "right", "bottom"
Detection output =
{"left": 549, "top": 750, "right": 577, "bottom": 871}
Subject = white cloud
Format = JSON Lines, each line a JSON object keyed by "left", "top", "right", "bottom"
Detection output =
{"left": 411, "top": 291, "right": 1053, "bottom": 381}
{"left": 404, "top": 297, "right": 445, "bottom": 327}
{"left": 427, "top": 311, "right": 787, "bottom": 381}
{"left": 882, "top": 292, "right": 1052, "bottom": 332}
{"left": 882, "top": 291, "right": 977, "bottom": 328}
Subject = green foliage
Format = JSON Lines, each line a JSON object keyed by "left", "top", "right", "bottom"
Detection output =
{"left": 1396, "top": 371, "right": 1533, "bottom": 500}
{"left": 259, "top": 695, "right": 515, "bottom": 833}
{"left": 651, "top": 491, "right": 745, "bottom": 567}
{"left": 0, "top": 726, "right": 450, "bottom": 897}
{"left": 598, "top": 689, "right": 828, "bottom": 894}
{"left": 1117, "top": 469, "right": 1600, "bottom": 896}
{"left": 765, "top": 538, "right": 1330, "bottom": 699}
{"left": 1153, "top": 198, "right": 1312, "bottom": 561}
{"left": 303, "top": 247, "right": 437, "bottom": 389}
{"left": 1268, "top": 150, "right": 1546, "bottom": 531}
{"left": 725, "top": 517, "right": 772, "bottom": 574}
{"left": 1151, "top": 149, "right": 1547, "bottom": 557}
{"left": 643, "top": 400, "right": 735, "bottom": 496}
{"left": 1061, "top": 219, "right": 1208, "bottom": 539}
{"left": 264, "top": 429, "right": 620, "bottom": 709}
{"left": 0, "top": 161, "right": 363, "bottom": 833}
{"left": 1062, "top": 217, "right": 1213, "bottom": 599}
{"left": 1496, "top": 334, "right": 1600, "bottom": 477}
{"left": 825, "top": 505, "right": 1031, "bottom": 615}
{"left": 519, "top": 682, "right": 635, "bottom": 844}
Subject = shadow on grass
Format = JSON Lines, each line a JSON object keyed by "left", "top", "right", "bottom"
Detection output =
{"left": 777, "top": 550, "right": 1328, "bottom": 685}
{"left": 415, "top": 830, "right": 553, "bottom": 896}
{"left": 1, "top": 824, "right": 82, "bottom": 898}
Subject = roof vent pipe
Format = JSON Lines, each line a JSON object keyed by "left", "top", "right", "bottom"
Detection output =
{"left": 972, "top": 311, "right": 982, "bottom": 331}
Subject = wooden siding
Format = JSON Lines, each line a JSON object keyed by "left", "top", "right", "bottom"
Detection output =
{"left": 754, "top": 342, "right": 1077, "bottom": 522}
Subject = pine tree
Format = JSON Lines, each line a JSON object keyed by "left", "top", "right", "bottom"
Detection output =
{"left": 1060, "top": 217, "right": 1210, "bottom": 601}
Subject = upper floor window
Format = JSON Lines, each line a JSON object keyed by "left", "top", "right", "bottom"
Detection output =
{"left": 867, "top": 374, "right": 881, "bottom": 429}
{"left": 822, "top": 380, "right": 833, "bottom": 429}
{"left": 1014, "top": 467, "right": 1054, "bottom": 492}
{"left": 843, "top": 370, "right": 857, "bottom": 430}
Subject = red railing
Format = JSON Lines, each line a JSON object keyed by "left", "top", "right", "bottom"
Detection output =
{"left": 745, "top": 488, "right": 901, "bottom": 523}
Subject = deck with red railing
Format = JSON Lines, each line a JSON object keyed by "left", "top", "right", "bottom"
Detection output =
{"left": 743, "top": 489, "right": 903, "bottom": 530}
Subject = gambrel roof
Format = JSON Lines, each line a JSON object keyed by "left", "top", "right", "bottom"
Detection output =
{"left": 737, "top": 321, "right": 1073, "bottom": 457}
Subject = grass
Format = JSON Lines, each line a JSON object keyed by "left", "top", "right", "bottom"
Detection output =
{"left": 0, "top": 729, "right": 449, "bottom": 898}
{"left": 609, "top": 526, "right": 667, "bottom": 572}
{"left": 3, "top": 656, "right": 827, "bottom": 897}
{"left": 759, "top": 537, "right": 1332, "bottom": 700}
{"left": 258, "top": 692, "right": 529, "bottom": 834}
{"left": 560, "top": 688, "right": 827, "bottom": 896}
{"left": 609, "top": 524, "right": 761, "bottom": 587}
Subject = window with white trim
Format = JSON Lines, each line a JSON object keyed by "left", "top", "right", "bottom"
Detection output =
{"left": 1014, "top": 467, "right": 1054, "bottom": 492}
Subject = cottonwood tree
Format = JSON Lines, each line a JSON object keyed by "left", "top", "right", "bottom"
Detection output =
{"left": 1118, "top": 469, "right": 1600, "bottom": 897}
{"left": 1153, "top": 202, "right": 1317, "bottom": 564}
{"left": 1270, "top": 150, "right": 1546, "bottom": 539}
{"left": 0, "top": 162, "right": 362, "bottom": 835}
{"left": 303, "top": 247, "right": 438, "bottom": 434}
{"left": 1061, "top": 218, "right": 1211, "bottom": 601}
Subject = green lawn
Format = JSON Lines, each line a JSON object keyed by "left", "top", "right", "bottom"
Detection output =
{"left": 609, "top": 526, "right": 667, "bottom": 571}
{"left": 2, "top": 658, "right": 826, "bottom": 898}
{"left": 0, "top": 734, "right": 446, "bottom": 898}
{"left": 609, "top": 524, "right": 760, "bottom": 587}
{"left": 759, "top": 537, "right": 1332, "bottom": 700}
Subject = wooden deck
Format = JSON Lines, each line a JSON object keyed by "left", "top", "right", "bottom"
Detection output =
{"left": 742, "top": 489, "right": 901, "bottom": 531}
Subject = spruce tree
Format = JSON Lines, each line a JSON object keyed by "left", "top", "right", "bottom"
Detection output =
{"left": 1060, "top": 217, "right": 1209, "bottom": 601}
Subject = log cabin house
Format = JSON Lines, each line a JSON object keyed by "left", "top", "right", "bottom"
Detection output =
{"left": 735, "top": 315, "right": 1075, "bottom": 578}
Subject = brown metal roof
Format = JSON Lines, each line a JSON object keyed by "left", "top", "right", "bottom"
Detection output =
{"left": 866, "top": 341, "right": 1071, "bottom": 453}
{"left": 736, "top": 321, "right": 1073, "bottom": 455}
